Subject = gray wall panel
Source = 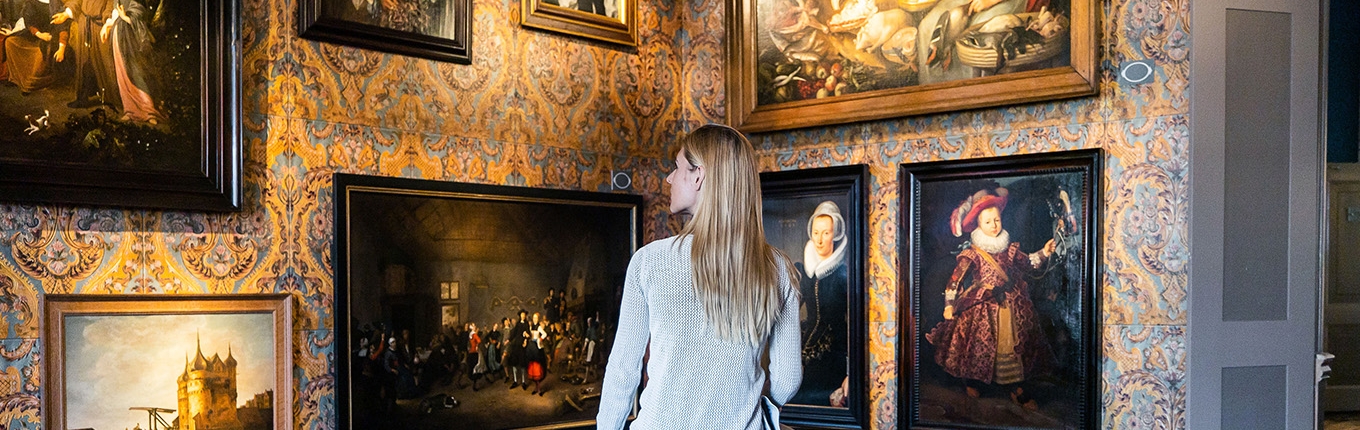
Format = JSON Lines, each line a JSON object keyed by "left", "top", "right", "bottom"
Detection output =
{"left": 1223, "top": 9, "right": 1292, "bottom": 321}
{"left": 1223, "top": 366, "right": 1287, "bottom": 429}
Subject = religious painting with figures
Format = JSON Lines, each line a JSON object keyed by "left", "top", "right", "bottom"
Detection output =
{"left": 0, "top": 0, "right": 240, "bottom": 211}
{"left": 0, "top": 0, "right": 201, "bottom": 172}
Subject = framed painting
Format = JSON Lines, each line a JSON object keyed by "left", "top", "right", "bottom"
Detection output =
{"left": 43, "top": 294, "right": 294, "bottom": 430}
{"left": 0, "top": 0, "right": 241, "bottom": 211}
{"left": 760, "top": 165, "right": 869, "bottom": 428}
{"left": 333, "top": 173, "right": 643, "bottom": 429}
{"left": 899, "top": 149, "right": 1100, "bottom": 429}
{"left": 299, "top": 0, "right": 472, "bottom": 63}
{"left": 726, "top": 0, "right": 1097, "bottom": 132}
{"left": 521, "top": 0, "right": 637, "bottom": 46}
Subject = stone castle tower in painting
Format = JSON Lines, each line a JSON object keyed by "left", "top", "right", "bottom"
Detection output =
{"left": 176, "top": 336, "right": 243, "bottom": 430}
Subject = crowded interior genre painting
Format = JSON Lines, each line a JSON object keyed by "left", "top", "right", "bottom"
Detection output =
{"left": 900, "top": 150, "right": 1100, "bottom": 429}
{"left": 334, "top": 174, "right": 642, "bottom": 430}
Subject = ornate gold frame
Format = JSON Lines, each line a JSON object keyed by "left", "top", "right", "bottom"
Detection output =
{"left": 522, "top": 0, "right": 638, "bottom": 46}
{"left": 43, "top": 294, "right": 294, "bottom": 430}
{"left": 726, "top": 0, "right": 1099, "bottom": 132}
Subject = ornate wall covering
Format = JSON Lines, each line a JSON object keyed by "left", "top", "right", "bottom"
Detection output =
{"left": 681, "top": 0, "right": 1190, "bottom": 428}
{"left": 0, "top": 0, "right": 1188, "bottom": 428}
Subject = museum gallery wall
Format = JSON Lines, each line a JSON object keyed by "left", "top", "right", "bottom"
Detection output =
{"left": 0, "top": 0, "right": 1186, "bottom": 429}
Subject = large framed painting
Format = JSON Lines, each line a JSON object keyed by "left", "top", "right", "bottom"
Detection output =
{"left": 899, "top": 149, "right": 1100, "bottom": 429}
{"left": 299, "top": 0, "right": 472, "bottom": 63}
{"left": 521, "top": 0, "right": 637, "bottom": 46}
{"left": 43, "top": 294, "right": 294, "bottom": 430}
{"left": 0, "top": 0, "right": 241, "bottom": 211}
{"left": 333, "top": 173, "right": 643, "bottom": 429}
{"left": 726, "top": 0, "right": 1097, "bottom": 132}
{"left": 760, "top": 165, "right": 869, "bottom": 429}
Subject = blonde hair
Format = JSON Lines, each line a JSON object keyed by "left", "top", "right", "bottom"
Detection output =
{"left": 676, "top": 124, "right": 794, "bottom": 346}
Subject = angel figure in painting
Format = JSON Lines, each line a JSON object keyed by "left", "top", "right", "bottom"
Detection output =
{"left": 926, "top": 187, "right": 1056, "bottom": 410}
{"left": 794, "top": 200, "right": 849, "bottom": 406}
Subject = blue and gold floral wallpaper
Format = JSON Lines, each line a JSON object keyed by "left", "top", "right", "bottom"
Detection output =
{"left": 0, "top": 0, "right": 1187, "bottom": 428}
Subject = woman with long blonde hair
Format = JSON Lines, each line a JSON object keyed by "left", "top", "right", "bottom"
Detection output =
{"left": 598, "top": 124, "right": 802, "bottom": 430}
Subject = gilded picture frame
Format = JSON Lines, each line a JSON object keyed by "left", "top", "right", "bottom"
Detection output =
{"left": 726, "top": 0, "right": 1097, "bottom": 132}
{"left": 899, "top": 149, "right": 1100, "bottom": 429}
{"left": 521, "top": 0, "right": 637, "bottom": 46}
{"left": 42, "top": 294, "right": 294, "bottom": 430}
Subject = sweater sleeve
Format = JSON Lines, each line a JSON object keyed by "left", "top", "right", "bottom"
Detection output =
{"left": 597, "top": 247, "right": 651, "bottom": 430}
{"left": 767, "top": 265, "right": 803, "bottom": 406}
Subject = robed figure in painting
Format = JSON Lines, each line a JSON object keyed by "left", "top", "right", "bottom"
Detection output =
{"left": 794, "top": 200, "right": 849, "bottom": 405}
{"left": 52, "top": 0, "right": 121, "bottom": 110}
{"left": 2, "top": 0, "right": 67, "bottom": 92}
{"left": 104, "top": 0, "right": 159, "bottom": 123}
{"left": 926, "top": 187, "right": 1056, "bottom": 409}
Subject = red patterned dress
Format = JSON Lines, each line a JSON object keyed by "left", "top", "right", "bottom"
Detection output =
{"left": 926, "top": 243, "right": 1054, "bottom": 385}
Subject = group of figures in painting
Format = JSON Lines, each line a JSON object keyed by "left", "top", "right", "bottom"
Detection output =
{"left": 350, "top": 291, "right": 614, "bottom": 429}
{"left": 0, "top": 0, "right": 200, "bottom": 171}
{"left": 759, "top": 0, "right": 1071, "bottom": 104}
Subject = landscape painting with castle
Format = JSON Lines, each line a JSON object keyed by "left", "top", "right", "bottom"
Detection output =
{"left": 63, "top": 313, "right": 276, "bottom": 430}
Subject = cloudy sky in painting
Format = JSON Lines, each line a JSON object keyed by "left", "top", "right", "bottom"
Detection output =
{"left": 63, "top": 314, "right": 274, "bottom": 430}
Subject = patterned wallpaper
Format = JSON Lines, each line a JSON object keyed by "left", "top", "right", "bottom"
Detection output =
{"left": 680, "top": 0, "right": 1191, "bottom": 428}
{"left": 0, "top": 0, "right": 1188, "bottom": 429}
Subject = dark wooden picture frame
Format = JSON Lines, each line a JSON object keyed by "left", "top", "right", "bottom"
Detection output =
{"left": 333, "top": 173, "right": 643, "bottom": 429}
{"left": 760, "top": 165, "right": 869, "bottom": 429}
{"left": 521, "top": 0, "right": 637, "bottom": 47}
{"left": 0, "top": 0, "right": 241, "bottom": 211}
{"left": 725, "top": 0, "right": 1098, "bottom": 132}
{"left": 899, "top": 149, "right": 1100, "bottom": 429}
{"left": 299, "top": 0, "right": 471, "bottom": 64}
{"left": 43, "top": 294, "right": 294, "bottom": 430}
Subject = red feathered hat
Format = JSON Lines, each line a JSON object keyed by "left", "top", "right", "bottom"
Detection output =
{"left": 949, "top": 188, "right": 1009, "bottom": 237}
{"left": 962, "top": 194, "right": 1007, "bottom": 233}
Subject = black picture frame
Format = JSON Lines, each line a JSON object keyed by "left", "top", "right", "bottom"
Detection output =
{"left": 0, "top": 0, "right": 241, "bottom": 211}
{"left": 299, "top": 0, "right": 471, "bottom": 64}
{"left": 333, "top": 173, "right": 642, "bottom": 429}
{"left": 760, "top": 165, "right": 869, "bottom": 429}
{"left": 899, "top": 149, "right": 1101, "bottom": 429}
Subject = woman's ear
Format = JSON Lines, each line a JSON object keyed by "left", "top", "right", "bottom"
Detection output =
{"left": 692, "top": 165, "right": 705, "bottom": 191}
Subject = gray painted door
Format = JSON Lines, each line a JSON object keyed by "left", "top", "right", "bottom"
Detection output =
{"left": 1188, "top": 0, "right": 1323, "bottom": 429}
